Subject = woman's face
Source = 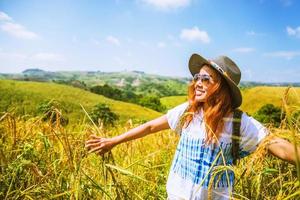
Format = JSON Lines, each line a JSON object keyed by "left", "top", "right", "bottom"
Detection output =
{"left": 194, "top": 65, "right": 219, "bottom": 103}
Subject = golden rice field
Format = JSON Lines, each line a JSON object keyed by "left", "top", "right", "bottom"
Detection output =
{"left": 1, "top": 107, "right": 299, "bottom": 199}
{"left": 0, "top": 81, "right": 300, "bottom": 199}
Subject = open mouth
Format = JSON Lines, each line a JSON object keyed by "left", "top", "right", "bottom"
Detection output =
{"left": 195, "top": 88, "right": 205, "bottom": 96}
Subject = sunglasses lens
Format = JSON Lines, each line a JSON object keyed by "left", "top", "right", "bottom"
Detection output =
{"left": 201, "top": 75, "right": 210, "bottom": 83}
{"left": 193, "top": 74, "right": 211, "bottom": 85}
{"left": 193, "top": 73, "right": 200, "bottom": 81}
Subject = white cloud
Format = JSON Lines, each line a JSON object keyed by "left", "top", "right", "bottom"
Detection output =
{"left": 157, "top": 42, "right": 166, "bottom": 48}
{"left": 287, "top": 26, "right": 300, "bottom": 38}
{"left": 0, "top": 11, "right": 12, "bottom": 21}
{"left": 246, "top": 30, "right": 265, "bottom": 36}
{"left": 232, "top": 47, "right": 255, "bottom": 53}
{"left": 1, "top": 22, "right": 39, "bottom": 40}
{"left": 142, "top": 0, "right": 190, "bottom": 10}
{"left": 180, "top": 27, "right": 210, "bottom": 44}
{"left": 106, "top": 35, "right": 120, "bottom": 46}
{"left": 31, "top": 53, "right": 64, "bottom": 62}
{"left": 264, "top": 51, "right": 300, "bottom": 60}
{"left": 0, "top": 11, "right": 39, "bottom": 40}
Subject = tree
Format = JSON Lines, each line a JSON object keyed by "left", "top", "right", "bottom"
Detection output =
{"left": 138, "top": 95, "right": 166, "bottom": 112}
{"left": 253, "top": 104, "right": 285, "bottom": 127}
{"left": 90, "top": 103, "right": 119, "bottom": 127}
{"left": 290, "top": 110, "right": 300, "bottom": 128}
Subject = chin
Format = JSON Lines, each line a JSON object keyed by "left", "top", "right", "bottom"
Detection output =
{"left": 194, "top": 96, "right": 206, "bottom": 103}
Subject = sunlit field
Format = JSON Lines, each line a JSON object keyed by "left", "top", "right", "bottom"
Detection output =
{"left": 1, "top": 83, "right": 300, "bottom": 199}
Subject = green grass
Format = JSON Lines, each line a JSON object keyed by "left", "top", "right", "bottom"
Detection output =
{"left": 0, "top": 80, "right": 161, "bottom": 124}
{"left": 160, "top": 96, "right": 187, "bottom": 111}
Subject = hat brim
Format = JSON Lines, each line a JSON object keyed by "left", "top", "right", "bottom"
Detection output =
{"left": 188, "top": 53, "right": 242, "bottom": 108}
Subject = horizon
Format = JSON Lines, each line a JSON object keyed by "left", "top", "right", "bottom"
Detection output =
{"left": 0, "top": 0, "right": 300, "bottom": 82}
{"left": 2, "top": 67, "right": 300, "bottom": 84}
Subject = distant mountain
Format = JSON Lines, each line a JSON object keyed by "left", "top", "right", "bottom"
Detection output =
{"left": 1, "top": 68, "right": 299, "bottom": 90}
{"left": 240, "top": 81, "right": 300, "bottom": 87}
{"left": 0, "top": 69, "right": 189, "bottom": 96}
{"left": 22, "top": 68, "right": 47, "bottom": 74}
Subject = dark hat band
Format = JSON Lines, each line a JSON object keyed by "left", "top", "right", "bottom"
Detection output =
{"left": 208, "top": 60, "right": 236, "bottom": 84}
{"left": 208, "top": 60, "right": 225, "bottom": 74}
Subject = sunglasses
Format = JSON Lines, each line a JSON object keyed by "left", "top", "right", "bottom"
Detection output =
{"left": 193, "top": 73, "right": 212, "bottom": 85}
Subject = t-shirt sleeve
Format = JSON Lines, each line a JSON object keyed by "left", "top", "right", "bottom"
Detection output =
{"left": 166, "top": 102, "right": 189, "bottom": 134}
{"left": 239, "top": 112, "right": 269, "bottom": 158}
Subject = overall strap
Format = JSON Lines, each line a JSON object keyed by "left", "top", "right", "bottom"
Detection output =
{"left": 232, "top": 109, "right": 243, "bottom": 165}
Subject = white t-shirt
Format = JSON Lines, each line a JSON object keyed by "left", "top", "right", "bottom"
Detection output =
{"left": 166, "top": 102, "right": 268, "bottom": 200}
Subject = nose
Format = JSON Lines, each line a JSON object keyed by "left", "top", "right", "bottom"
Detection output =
{"left": 195, "top": 79, "right": 204, "bottom": 87}
{"left": 195, "top": 80, "right": 204, "bottom": 90}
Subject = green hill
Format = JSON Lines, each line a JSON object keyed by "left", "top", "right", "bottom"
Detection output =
{"left": 160, "top": 87, "right": 300, "bottom": 114}
{"left": 240, "top": 86, "right": 300, "bottom": 114}
{"left": 0, "top": 80, "right": 161, "bottom": 124}
{"left": 2, "top": 69, "right": 188, "bottom": 97}
{"left": 160, "top": 96, "right": 187, "bottom": 112}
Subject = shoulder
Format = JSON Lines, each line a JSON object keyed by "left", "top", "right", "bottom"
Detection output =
{"left": 237, "top": 111, "right": 269, "bottom": 154}
{"left": 240, "top": 112, "right": 263, "bottom": 128}
{"left": 167, "top": 102, "right": 189, "bottom": 114}
{"left": 239, "top": 111, "right": 269, "bottom": 138}
{"left": 166, "top": 102, "right": 190, "bottom": 132}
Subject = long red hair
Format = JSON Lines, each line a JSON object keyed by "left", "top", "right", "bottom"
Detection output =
{"left": 184, "top": 65, "right": 233, "bottom": 144}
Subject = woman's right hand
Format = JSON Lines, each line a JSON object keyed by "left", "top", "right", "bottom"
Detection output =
{"left": 84, "top": 115, "right": 169, "bottom": 155}
{"left": 85, "top": 134, "right": 116, "bottom": 155}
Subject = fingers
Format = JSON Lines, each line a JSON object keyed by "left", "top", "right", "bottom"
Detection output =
{"left": 88, "top": 143, "right": 104, "bottom": 154}
{"left": 85, "top": 142, "right": 100, "bottom": 150}
{"left": 86, "top": 138, "right": 102, "bottom": 144}
{"left": 85, "top": 134, "right": 102, "bottom": 147}
{"left": 89, "top": 134, "right": 102, "bottom": 139}
{"left": 85, "top": 135, "right": 112, "bottom": 155}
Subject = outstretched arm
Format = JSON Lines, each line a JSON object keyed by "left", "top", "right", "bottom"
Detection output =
{"left": 85, "top": 115, "right": 170, "bottom": 155}
{"left": 267, "top": 136, "right": 300, "bottom": 165}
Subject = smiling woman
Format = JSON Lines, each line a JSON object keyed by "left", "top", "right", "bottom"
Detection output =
{"left": 85, "top": 53, "right": 300, "bottom": 200}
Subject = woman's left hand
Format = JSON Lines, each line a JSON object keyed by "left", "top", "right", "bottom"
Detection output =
{"left": 267, "top": 136, "right": 300, "bottom": 164}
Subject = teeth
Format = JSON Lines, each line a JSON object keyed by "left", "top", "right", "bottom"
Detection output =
{"left": 195, "top": 90, "right": 204, "bottom": 95}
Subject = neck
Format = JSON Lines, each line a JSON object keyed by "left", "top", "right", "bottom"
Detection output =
{"left": 203, "top": 103, "right": 209, "bottom": 112}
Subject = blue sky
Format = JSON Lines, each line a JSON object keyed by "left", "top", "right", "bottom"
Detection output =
{"left": 0, "top": 0, "right": 299, "bottom": 82}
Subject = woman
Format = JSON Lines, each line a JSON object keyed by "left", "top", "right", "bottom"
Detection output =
{"left": 85, "top": 53, "right": 299, "bottom": 199}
